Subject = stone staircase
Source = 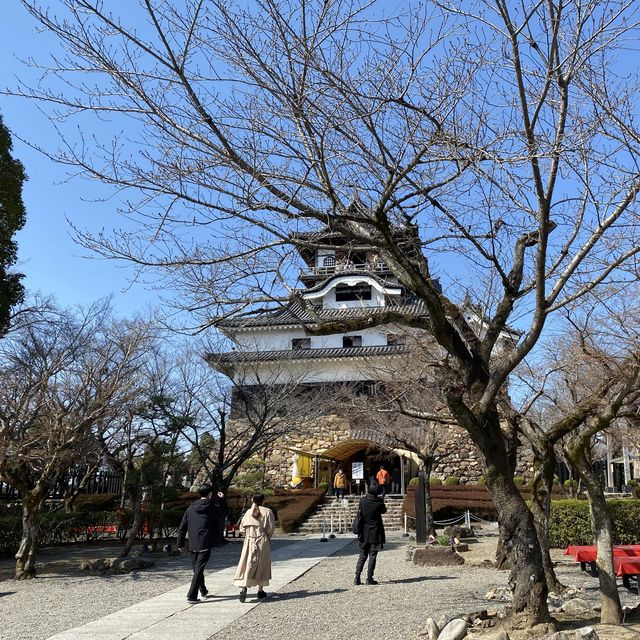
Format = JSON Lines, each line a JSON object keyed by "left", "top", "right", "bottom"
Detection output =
{"left": 296, "top": 495, "right": 405, "bottom": 534}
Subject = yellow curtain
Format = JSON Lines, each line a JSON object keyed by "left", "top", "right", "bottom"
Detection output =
{"left": 298, "top": 453, "right": 313, "bottom": 477}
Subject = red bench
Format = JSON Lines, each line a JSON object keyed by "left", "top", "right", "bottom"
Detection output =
{"left": 565, "top": 546, "right": 640, "bottom": 590}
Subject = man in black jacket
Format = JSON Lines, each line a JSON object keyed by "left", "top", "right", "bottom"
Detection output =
{"left": 354, "top": 482, "right": 386, "bottom": 585}
{"left": 177, "top": 484, "right": 225, "bottom": 603}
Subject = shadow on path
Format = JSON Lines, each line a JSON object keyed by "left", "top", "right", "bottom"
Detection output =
{"left": 385, "top": 575, "right": 453, "bottom": 585}
{"left": 267, "top": 587, "right": 349, "bottom": 601}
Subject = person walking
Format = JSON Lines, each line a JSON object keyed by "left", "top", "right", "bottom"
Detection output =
{"left": 354, "top": 482, "right": 386, "bottom": 585}
{"left": 375, "top": 464, "right": 391, "bottom": 498}
{"left": 234, "top": 493, "right": 276, "bottom": 602}
{"left": 177, "top": 484, "right": 226, "bottom": 603}
{"left": 333, "top": 466, "right": 348, "bottom": 500}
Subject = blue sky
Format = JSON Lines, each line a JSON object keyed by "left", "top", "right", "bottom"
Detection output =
{"left": 1, "top": 2, "right": 159, "bottom": 317}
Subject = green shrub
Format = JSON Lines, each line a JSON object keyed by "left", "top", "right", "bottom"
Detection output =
{"left": 610, "top": 500, "right": 640, "bottom": 544}
{"left": 146, "top": 509, "right": 184, "bottom": 538}
{"left": 476, "top": 477, "right": 486, "bottom": 486}
{"left": 318, "top": 482, "right": 329, "bottom": 490}
{"left": 549, "top": 499, "right": 640, "bottom": 548}
{"left": 436, "top": 535, "right": 450, "bottom": 546}
{"left": 627, "top": 480, "right": 638, "bottom": 487}
{"left": 0, "top": 516, "right": 22, "bottom": 557}
{"left": 429, "top": 477, "right": 442, "bottom": 486}
{"left": 548, "top": 500, "right": 592, "bottom": 547}
{"left": 513, "top": 476, "right": 525, "bottom": 486}
{"left": 409, "top": 477, "right": 421, "bottom": 486}
{"left": 444, "top": 477, "right": 460, "bottom": 486}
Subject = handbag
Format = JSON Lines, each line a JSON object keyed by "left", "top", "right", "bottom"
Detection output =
{"left": 351, "top": 502, "right": 364, "bottom": 535}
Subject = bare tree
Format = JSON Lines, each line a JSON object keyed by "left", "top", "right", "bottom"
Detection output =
{"left": 13, "top": 0, "right": 640, "bottom": 623}
{"left": 168, "top": 349, "right": 311, "bottom": 493}
{"left": 515, "top": 301, "right": 640, "bottom": 624}
{"left": 332, "top": 350, "right": 456, "bottom": 537}
{"left": 0, "top": 300, "right": 152, "bottom": 578}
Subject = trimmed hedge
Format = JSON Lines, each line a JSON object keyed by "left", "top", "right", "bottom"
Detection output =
{"left": 548, "top": 499, "right": 640, "bottom": 548}
{"left": 0, "top": 510, "right": 124, "bottom": 557}
{"left": 265, "top": 488, "right": 326, "bottom": 533}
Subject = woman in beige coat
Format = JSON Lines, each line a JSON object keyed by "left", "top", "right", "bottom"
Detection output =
{"left": 233, "top": 493, "right": 276, "bottom": 602}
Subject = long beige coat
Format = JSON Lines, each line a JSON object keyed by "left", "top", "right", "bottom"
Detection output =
{"left": 233, "top": 505, "right": 276, "bottom": 588}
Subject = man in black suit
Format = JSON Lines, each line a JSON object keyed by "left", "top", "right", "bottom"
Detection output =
{"left": 177, "top": 484, "right": 225, "bottom": 603}
{"left": 354, "top": 482, "right": 386, "bottom": 585}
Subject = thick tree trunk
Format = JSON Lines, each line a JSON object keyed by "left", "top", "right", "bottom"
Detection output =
{"left": 530, "top": 446, "right": 565, "bottom": 593}
{"left": 14, "top": 497, "right": 42, "bottom": 580}
{"left": 484, "top": 467, "right": 549, "bottom": 625}
{"left": 570, "top": 448, "right": 622, "bottom": 625}
{"left": 455, "top": 405, "right": 549, "bottom": 626}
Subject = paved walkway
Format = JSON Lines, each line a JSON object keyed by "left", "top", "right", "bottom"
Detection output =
{"left": 46, "top": 536, "right": 354, "bottom": 640}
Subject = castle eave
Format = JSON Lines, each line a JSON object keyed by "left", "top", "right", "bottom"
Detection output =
{"left": 206, "top": 344, "right": 411, "bottom": 367}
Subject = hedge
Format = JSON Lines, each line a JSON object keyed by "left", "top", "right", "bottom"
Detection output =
{"left": 548, "top": 499, "right": 640, "bottom": 548}
{"left": 265, "top": 488, "right": 326, "bottom": 533}
{"left": 0, "top": 516, "right": 22, "bottom": 557}
{"left": 0, "top": 510, "right": 124, "bottom": 557}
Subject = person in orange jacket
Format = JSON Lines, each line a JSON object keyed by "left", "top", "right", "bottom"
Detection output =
{"left": 375, "top": 465, "right": 391, "bottom": 498}
{"left": 333, "top": 466, "right": 348, "bottom": 500}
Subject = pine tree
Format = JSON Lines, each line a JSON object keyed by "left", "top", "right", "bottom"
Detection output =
{"left": 0, "top": 113, "right": 26, "bottom": 335}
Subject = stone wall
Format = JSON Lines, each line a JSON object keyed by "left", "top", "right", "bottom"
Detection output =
{"left": 262, "top": 416, "right": 534, "bottom": 487}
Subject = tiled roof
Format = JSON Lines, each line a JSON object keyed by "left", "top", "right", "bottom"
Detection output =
{"left": 301, "top": 271, "right": 398, "bottom": 296}
{"left": 207, "top": 344, "right": 411, "bottom": 364}
{"left": 217, "top": 302, "right": 427, "bottom": 329}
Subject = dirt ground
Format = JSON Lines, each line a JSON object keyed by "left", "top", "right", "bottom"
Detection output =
{"left": 458, "top": 527, "right": 640, "bottom": 639}
{"left": 3, "top": 530, "right": 640, "bottom": 639}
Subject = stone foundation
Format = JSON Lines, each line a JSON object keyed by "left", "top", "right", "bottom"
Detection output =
{"left": 262, "top": 415, "right": 534, "bottom": 487}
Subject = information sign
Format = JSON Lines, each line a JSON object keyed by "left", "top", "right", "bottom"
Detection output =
{"left": 352, "top": 461, "right": 364, "bottom": 480}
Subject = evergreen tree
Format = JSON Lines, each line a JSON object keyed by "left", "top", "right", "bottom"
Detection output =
{"left": 0, "top": 113, "right": 26, "bottom": 335}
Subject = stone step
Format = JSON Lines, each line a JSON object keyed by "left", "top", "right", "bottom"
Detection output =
{"left": 295, "top": 495, "right": 406, "bottom": 532}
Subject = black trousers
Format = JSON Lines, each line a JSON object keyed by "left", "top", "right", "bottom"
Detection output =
{"left": 187, "top": 548, "right": 211, "bottom": 600}
{"left": 355, "top": 543, "right": 379, "bottom": 580}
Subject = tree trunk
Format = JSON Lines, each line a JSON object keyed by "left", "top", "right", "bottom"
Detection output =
{"left": 530, "top": 445, "right": 565, "bottom": 593}
{"left": 459, "top": 406, "right": 550, "bottom": 626}
{"left": 569, "top": 446, "right": 622, "bottom": 625}
{"left": 121, "top": 482, "right": 143, "bottom": 558}
{"left": 484, "top": 466, "right": 549, "bottom": 625}
{"left": 14, "top": 496, "right": 42, "bottom": 580}
{"left": 424, "top": 460, "right": 436, "bottom": 537}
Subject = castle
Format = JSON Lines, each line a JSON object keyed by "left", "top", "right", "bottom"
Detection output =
{"left": 207, "top": 228, "right": 540, "bottom": 493}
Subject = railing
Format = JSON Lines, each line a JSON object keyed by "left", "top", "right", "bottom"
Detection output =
{"left": 302, "top": 261, "right": 390, "bottom": 277}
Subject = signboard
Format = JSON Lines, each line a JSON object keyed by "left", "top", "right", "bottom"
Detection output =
{"left": 352, "top": 461, "right": 364, "bottom": 480}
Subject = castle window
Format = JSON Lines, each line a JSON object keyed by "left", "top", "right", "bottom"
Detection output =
{"left": 342, "top": 335, "right": 362, "bottom": 348}
{"left": 335, "top": 284, "right": 371, "bottom": 301}
{"left": 292, "top": 338, "right": 311, "bottom": 350}
{"left": 322, "top": 255, "right": 335, "bottom": 267}
{"left": 387, "top": 333, "right": 407, "bottom": 346}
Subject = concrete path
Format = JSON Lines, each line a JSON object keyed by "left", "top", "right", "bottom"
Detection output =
{"left": 46, "top": 536, "right": 354, "bottom": 640}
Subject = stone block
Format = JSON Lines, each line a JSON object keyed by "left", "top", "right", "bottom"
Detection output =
{"left": 413, "top": 546, "right": 465, "bottom": 567}
{"left": 438, "top": 618, "right": 468, "bottom": 640}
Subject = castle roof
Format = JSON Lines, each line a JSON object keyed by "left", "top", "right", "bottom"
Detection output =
{"left": 217, "top": 302, "right": 427, "bottom": 330}
{"left": 207, "top": 343, "right": 410, "bottom": 365}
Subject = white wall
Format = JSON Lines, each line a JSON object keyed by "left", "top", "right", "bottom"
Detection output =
{"left": 233, "top": 355, "right": 407, "bottom": 385}
{"left": 232, "top": 326, "right": 391, "bottom": 351}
